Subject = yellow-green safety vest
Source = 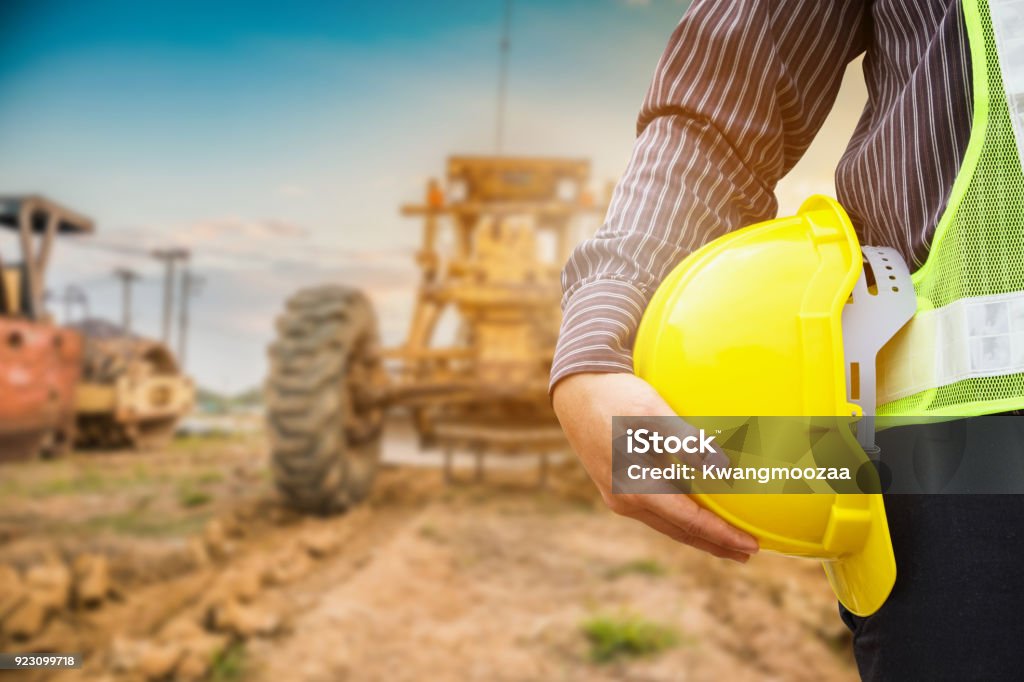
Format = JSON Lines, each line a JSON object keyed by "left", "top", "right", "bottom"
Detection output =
{"left": 878, "top": 0, "right": 1024, "bottom": 418}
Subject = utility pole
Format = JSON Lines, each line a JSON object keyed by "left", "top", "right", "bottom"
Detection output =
{"left": 176, "top": 265, "right": 203, "bottom": 370}
{"left": 496, "top": 0, "right": 512, "bottom": 153}
{"left": 113, "top": 267, "right": 140, "bottom": 335}
{"left": 151, "top": 248, "right": 189, "bottom": 345}
{"left": 48, "top": 285, "right": 89, "bottom": 324}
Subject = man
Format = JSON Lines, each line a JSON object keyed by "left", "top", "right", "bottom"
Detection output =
{"left": 552, "top": 0, "right": 1024, "bottom": 678}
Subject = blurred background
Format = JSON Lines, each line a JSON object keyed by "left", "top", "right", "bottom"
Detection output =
{"left": 0, "top": 0, "right": 867, "bottom": 679}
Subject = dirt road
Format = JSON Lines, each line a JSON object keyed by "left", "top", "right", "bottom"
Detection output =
{"left": 0, "top": 433, "right": 857, "bottom": 681}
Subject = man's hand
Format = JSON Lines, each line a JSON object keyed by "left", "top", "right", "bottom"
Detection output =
{"left": 552, "top": 372, "right": 759, "bottom": 563}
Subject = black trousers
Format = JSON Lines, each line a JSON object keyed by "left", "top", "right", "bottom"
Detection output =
{"left": 840, "top": 420, "right": 1024, "bottom": 680}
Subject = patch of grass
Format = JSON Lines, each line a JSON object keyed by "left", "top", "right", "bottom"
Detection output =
{"left": 132, "top": 462, "right": 154, "bottom": 482}
{"left": 196, "top": 470, "right": 225, "bottom": 485}
{"left": 33, "top": 465, "right": 109, "bottom": 496}
{"left": 209, "top": 641, "right": 247, "bottom": 681}
{"left": 418, "top": 524, "right": 445, "bottom": 542}
{"left": 177, "top": 484, "right": 213, "bottom": 508}
{"left": 581, "top": 613, "right": 680, "bottom": 663}
{"left": 171, "top": 431, "right": 236, "bottom": 452}
{"left": 1, "top": 460, "right": 165, "bottom": 500}
{"left": 80, "top": 511, "right": 210, "bottom": 538}
{"left": 605, "top": 559, "right": 666, "bottom": 580}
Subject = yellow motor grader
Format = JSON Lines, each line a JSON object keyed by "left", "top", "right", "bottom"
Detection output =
{"left": 265, "top": 156, "right": 606, "bottom": 513}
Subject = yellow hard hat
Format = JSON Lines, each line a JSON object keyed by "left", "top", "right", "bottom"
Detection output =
{"left": 633, "top": 196, "right": 915, "bottom": 616}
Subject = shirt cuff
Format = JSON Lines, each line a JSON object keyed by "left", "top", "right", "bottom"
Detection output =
{"left": 549, "top": 278, "right": 650, "bottom": 392}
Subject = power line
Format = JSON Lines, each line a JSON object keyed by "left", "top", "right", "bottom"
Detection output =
{"left": 62, "top": 237, "right": 151, "bottom": 257}
{"left": 152, "top": 248, "right": 189, "bottom": 345}
{"left": 62, "top": 235, "right": 408, "bottom": 271}
{"left": 57, "top": 232, "right": 412, "bottom": 361}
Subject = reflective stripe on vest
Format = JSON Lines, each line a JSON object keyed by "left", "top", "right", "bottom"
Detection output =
{"left": 878, "top": 290, "right": 1024, "bottom": 405}
{"left": 878, "top": 0, "right": 1024, "bottom": 418}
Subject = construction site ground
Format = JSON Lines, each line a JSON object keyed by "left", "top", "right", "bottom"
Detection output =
{"left": 0, "top": 420, "right": 858, "bottom": 682}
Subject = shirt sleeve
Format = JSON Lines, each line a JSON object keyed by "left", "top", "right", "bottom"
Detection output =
{"left": 550, "top": 0, "right": 870, "bottom": 391}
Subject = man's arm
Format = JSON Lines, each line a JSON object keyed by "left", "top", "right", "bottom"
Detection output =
{"left": 553, "top": 0, "right": 869, "bottom": 560}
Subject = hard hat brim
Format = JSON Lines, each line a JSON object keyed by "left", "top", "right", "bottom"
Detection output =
{"left": 822, "top": 494, "right": 896, "bottom": 617}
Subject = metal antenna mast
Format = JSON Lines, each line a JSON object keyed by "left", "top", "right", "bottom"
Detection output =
{"left": 496, "top": 0, "right": 512, "bottom": 153}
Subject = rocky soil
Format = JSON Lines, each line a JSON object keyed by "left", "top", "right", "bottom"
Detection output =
{"left": 0, "top": 432, "right": 857, "bottom": 681}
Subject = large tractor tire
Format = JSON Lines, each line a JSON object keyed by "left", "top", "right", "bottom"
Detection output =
{"left": 265, "top": 285, "right": 384, "bottom": 514}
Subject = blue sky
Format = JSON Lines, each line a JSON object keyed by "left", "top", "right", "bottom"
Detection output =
{"left": 0, "top": 0, "right": 863, "bottom": 392}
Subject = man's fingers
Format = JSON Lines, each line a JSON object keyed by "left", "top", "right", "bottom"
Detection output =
{"left": 646, "top": 495, "right": 759, "bottom": 554}
{"left": 630, "top": 509, "right": 751, "bottom": 563}
{"left": 552, "top": 374, "right": 761, "bottom": 562}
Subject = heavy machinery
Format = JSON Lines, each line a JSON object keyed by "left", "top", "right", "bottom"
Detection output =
{"left": 72, "top": 318, "right": 195, "bottom": 450}
{"left": 0, "top": 194, "right": 194, "bottom": 458}
{"left": 266, "top": 156, "right": 606, "bottom": 512}
{"left": 0, "top": 195, "right": 93, "bottom": 461}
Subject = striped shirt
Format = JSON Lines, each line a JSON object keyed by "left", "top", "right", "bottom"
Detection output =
{"left": 551, "top": 0, "right": 971, "bottom": 388}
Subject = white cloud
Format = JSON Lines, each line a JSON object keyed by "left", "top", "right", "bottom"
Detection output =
{"left": 275, "top": 183, "right": 312, "bottom": 198}
{"left": 176, "top": 216, "right": 310, "bottom": 243}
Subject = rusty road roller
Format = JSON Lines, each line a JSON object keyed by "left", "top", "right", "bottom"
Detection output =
{"left": 0, "top": 196, "right": 194, "bottom": 457}
{"left": 265, "top": 156, "right": 607, "bottom": 513}
{"left": 72, "top": 319, "right": 195, "bottom": 450}
{"left": 0, "top": 195, "right": 92, "bottom": 461}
